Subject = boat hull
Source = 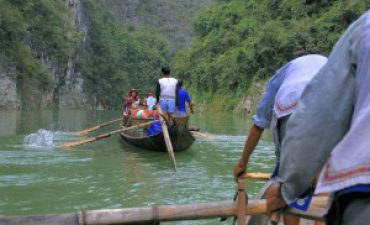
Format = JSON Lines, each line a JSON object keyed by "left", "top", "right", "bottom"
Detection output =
{"left": 120, "top": 116, "right": 195, "bottom": 152}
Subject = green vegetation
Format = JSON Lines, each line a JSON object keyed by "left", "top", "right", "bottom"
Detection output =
{"left": 0, "top": 0, "right": 79, "bottom": 106}
{"left": 82, "top": 0, "right": 169, "bottom": 107}
{"left": 0, "top": 0, "right": 169, "bottom": 108}
{"left": 1, "top": 0, "right": 369, "bottom": 110}
{"left": 173, "top": 0, "right": 370, "bottom": 111}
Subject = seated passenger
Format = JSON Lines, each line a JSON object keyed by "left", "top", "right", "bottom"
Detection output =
{"left": 146, "top": 91, "right": 157, "bottom": 111}
{"left": 123, "top": 89, "right": 140, "bottom": 126}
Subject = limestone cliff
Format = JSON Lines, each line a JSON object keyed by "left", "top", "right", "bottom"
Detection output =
{"left": 0, "top": 55, "right": 20, "bottom": 110}
{"left": 0, "top": 0, "right": 214, "bottom": 110}
{"left": 0, "top": 0, "right": 93, "bottom": 110}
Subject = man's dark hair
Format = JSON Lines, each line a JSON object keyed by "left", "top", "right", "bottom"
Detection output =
{"left": 161, "top": 67, "right": 170, "bottom": 75}
{"left": 178, "top": 79, "right": 183, "bottom": 87}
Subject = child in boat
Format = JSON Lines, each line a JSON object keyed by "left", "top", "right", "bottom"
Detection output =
{"left": 146, "top": 91, "right": 157, "bottom": 111}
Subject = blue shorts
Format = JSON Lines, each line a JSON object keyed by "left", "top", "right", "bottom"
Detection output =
{"left": 271, "top": 161, "right": 280, "bottom": 178}
{"left": 159, "top": 99, "right": 176, "bottom": 114}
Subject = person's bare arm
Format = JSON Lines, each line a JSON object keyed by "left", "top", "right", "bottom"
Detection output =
{"left": 233, "top": 124, "right": 264, "bottom": 179}
{"left": 189, "top": 102, "right": 194, "bottom": 114}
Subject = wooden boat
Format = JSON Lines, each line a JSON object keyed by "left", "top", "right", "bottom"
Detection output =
{"left": 245, "top": 181, "right": 272, "bottom": 225}
{"left": 119, "top": 116, "right": 195, "bottom": 152}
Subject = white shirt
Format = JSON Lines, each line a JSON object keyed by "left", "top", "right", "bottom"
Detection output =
{"left": 158, "top": 77, "right": 178, "bottom": 99}
{"left": 274, "top": 55, "right": 327, "bottom": 118}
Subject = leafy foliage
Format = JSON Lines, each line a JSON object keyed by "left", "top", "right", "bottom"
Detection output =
{"left": 81, "top": 0, "right": 169, "bottom": 107}
{"left": 173, "top": 0, "right": 370, "bottom": 111}
{"left": 0, "top": 0, "right": 78, "bottom": 91}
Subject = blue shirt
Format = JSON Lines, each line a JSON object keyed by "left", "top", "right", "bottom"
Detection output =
{"left": 177, "top": 88, "right": 191, "bottom": 112}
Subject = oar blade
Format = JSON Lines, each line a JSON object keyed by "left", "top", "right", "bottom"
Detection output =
{"left": 156, "top": 105, "right": 177, "bottom": 171}
{"left": 190, "top": 131, "right": 215, "bottom": 140}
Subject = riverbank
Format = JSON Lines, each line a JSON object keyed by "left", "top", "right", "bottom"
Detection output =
{"left": 190, "top": 78, "right": 267, "bottom": 116}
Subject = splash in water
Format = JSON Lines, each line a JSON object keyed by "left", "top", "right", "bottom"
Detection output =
{"left": 23, "top": 129, "right": 74, "bottom": 148}
{"left": 23, "top": 129, "right": 55, "bottom": 147}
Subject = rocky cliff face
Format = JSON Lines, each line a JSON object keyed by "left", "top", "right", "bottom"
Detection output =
{"left": 0, "top": 0, "right": 93, "bottom": 110}
{"left": 0, "top": 55, "right": 20, "bottom": 110}
{"left": 0, "top": 0, "right": 213, "bottom": 110}
{"left": 41, "top": 0, "right": 93, "bottom": 109}
{"left": 53, "top": 0, "right": 92, "bottom": 109}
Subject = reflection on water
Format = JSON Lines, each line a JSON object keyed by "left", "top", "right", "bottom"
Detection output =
{"left": 0, "top": 110, "right": 275, "bottom": 225}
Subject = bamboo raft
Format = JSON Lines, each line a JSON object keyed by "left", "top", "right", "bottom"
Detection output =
{"left": 0, "top": 174, "right": 328, "bottom": 225}
{"left": 0, "top": 196, "right": 327, "bottom": 225}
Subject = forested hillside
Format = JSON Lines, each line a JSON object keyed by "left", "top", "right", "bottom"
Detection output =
{"left": 0, "top": 0, "right": 80, "bottom": 109}
{"left": 173, "top": 0, "right": 370, "bottom": 112}
{"left": 1, "top": 0, "right": 369, "bottom": 111}
{"left": 0, "top": 0, "right": 213, "bottom": 110}
{"left": 81, "top": 0, "right": 169, "bottom": 108}
{"left": 102, "top": 0, "right": 214, "bottom": 56}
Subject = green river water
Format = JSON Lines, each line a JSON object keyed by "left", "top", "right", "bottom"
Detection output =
{"left": 0, "top": 110, "right": 275, "bottom": 225}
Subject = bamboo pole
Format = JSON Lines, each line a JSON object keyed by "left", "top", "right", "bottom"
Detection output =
{"left": 59, "top": 120, "right": 156, "bottom": 148}
{"left": 243, "top": 173, "right": 271, "bottom": 180}
{"left": 156, "top": 105, "right": 177, "bottom": 171}
{"left": 237, "top": 179, "right": 247, "bottom": 225}
{"left": 0, "top": 198, "right": 327, "bottom": 225}
{"left": 73, "top": 117, "right": 123, "bottom": 136}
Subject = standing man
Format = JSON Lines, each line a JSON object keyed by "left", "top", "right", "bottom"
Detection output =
{"left": 176, "top": 79, "right": 194, "bottom": 116}
{"left": 233, "top": 54, "right": 327, "bottom": 225}
{"left": 266, "top": 10, "right": 370, "bottom": 225}
{"left": 156, "top": 67, "right": 178, "bottom": 124}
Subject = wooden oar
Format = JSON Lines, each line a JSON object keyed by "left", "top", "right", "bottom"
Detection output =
{"left": 243, "top": 172, "right": 271, "bottom": 180}
{"left": 190, "top": 131, "right": 215, "bottom": 140}
{"left": 156, "top": 105, "right": 177, "bottom": 171}
{"left": 0, "top": 198, "right": 327, "bottom": 225}
{"left": 60, "top": 120, "right": 156, "bottom": 148}
{"left": 74, "top": 117, "right": 123, "bottom": 136}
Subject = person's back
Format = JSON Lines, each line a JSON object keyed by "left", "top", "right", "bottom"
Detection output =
{"left": 235, "top": 54, "right": 327, "bottom": 225}
{"left": 176, "top": 79, "right": 193, "bottom": 116}
{"left": 155, "top": 67, "right": 178, "bottom": 124}
{"left": 273, "top": 55, "right": 328, "bottom": 118}
{"left": 265, "top": 10, "right": 370, "bottom": 225}
{"left": 177, "top": 88, "right": 190, "bottom": 112}
{"left": 158, "top": 77, "right": 178, "bottom": 100}
{"left": 253, "top": 54, "right": 327, "bottom": 132}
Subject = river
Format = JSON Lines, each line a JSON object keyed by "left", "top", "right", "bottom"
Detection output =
{"left": 0, "top": 110, "right": 275, "bottom": 224}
